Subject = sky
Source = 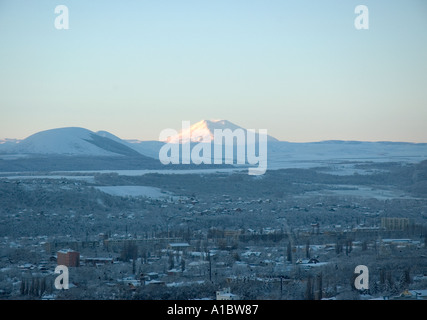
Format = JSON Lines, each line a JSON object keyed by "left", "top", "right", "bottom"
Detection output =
{"left": 0, "top": 0, "right": 426, "bottom": 142}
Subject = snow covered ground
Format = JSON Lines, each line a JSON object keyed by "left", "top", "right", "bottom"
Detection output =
{"left": 94, "top": 185, "right": 174, "bottom": 199}
{"left": 0, "top": 127, "right": 141, "bottom": 157}
{"left": 267, "top": 141, "right": 427, "bottom": 171}
{"left": 52, "top": 168, "right": 246, "bottom": 176}
{"left": 1, "top": 125, "right": 426, "bottom": 175}
{"left": 297, "top": 185, "right": 419, "bottom": 200}
{"left": 3, "top": 175, "right": 95, "bottom": 183}
{"left": 1, "top": 126, "right": 426, "bottom": 176}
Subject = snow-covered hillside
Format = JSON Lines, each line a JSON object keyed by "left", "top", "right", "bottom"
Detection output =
{"left": 266, "top": 140, "right": 427, "bottom": 170}
{"left": 0, "top": 127, "right": 141, "bottom": 156}
{"left": 1, "top": 123, "right": 426, "bottom": 172}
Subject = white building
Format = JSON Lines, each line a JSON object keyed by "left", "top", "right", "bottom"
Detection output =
{"left": 216, "top": 288, "right": 239, "bottom": 300}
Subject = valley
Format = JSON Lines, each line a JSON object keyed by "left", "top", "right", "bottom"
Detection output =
{"left": 0, "top": 160, "right": 426, "bottom": 300}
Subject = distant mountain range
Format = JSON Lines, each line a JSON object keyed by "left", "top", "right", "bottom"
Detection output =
{"left": 0, "top": 120, "right": 279, "bottom": 159}
{"left": 0, "top": 120, "right": 426, "bottom": 172}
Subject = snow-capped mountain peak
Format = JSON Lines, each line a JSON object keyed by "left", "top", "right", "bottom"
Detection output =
{"left": 165, "top": 119, "right": 278, "bottom": 143}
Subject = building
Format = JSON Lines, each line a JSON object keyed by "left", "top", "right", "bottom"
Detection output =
{"left": 381, "top": 239, "right": 418, "bottom": 247}
{"left": 224, "top": 230, "right": 241, "bottom": 240}
{"left": 121, "top": 277, "right": 141, "bottom": 289}
{"left": 43, "top": 240, "right": 98, "bottom": 254}
{"left": 167, "top": 268, "right": 183, "bottom": 276}
{"left": 83, "top": 257, "right": 114, "bottom": 266}
{"left": 57, "top": 249, "right": 80, "bottom": 267}
{"left": 168, "top": 242, "right": 191, "bottom": 252}
{"left": 216, "top": 288, "right": 239, "bottom": 300}
{"left": 311, "top": 223, "right": 320, "bottom": 234}
{"left": 392, "top": 289, "right": 427, "bottom": 300}
{"left": 381, "top": 217, "right": 411, "bottom": 231}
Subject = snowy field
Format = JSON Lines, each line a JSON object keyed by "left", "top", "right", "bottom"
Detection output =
{"left": 266, "top": 141, "right": 427, "bottom": 173}
{"left": 52, "top": 168, "right": 247, "bottom": 176}
{"left": 1, "top": 139, "right": 426, "bottom": 177}
{"left": 1, "top": 140, "right": 426, "bottom": 177}
{"left": 94, "top": 186, "right": 174, "bottom": 199}
{"left": 298, "top": 185, "right": 419, "bottom": 200}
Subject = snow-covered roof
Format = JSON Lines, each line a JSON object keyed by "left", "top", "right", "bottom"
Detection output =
{"left": 169, "top": 242, "right": 190, "bottom": 247}
{"left": 57, "top": 248, "right": 78, "bottom": 254}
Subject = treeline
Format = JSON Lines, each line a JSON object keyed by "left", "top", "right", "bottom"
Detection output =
{"left": 0, "top": 180, "right": 138, "bottom": 212}
{"left": 20, "top": 274, "right": 55, "bottom": 298}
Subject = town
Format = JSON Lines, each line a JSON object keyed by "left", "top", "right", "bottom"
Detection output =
{"left": 0, "top": 161, "right": 426, "bottom": 300}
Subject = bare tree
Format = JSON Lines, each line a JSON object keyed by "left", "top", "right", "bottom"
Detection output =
{"left": 287, "top": 242, "right": 292, "bottom": 263}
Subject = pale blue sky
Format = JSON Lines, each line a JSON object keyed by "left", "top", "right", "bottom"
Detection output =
{"left": 0, "top": 0, "right": 426, "bottom": 142}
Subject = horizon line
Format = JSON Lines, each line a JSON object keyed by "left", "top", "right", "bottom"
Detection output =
{"left": 1, "top": 125, "right": 426, "bottom": 145}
